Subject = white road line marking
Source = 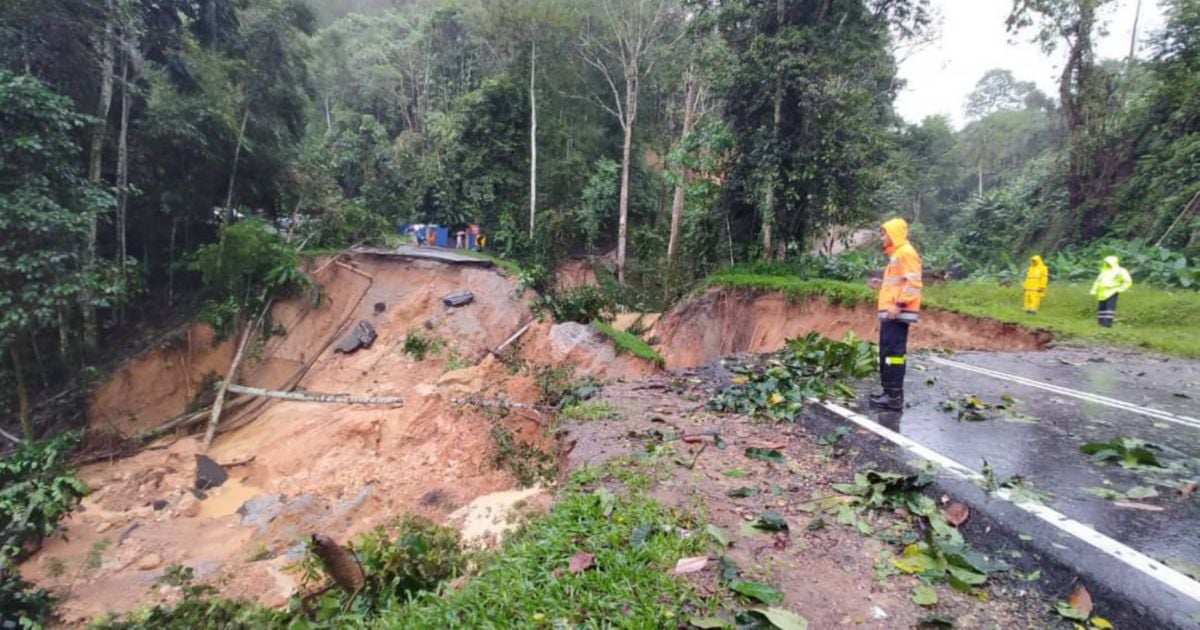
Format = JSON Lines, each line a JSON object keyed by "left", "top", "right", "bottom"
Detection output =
{"left": 927, "top": 356, "right": 1200, "bottom": 431}
{"left": 816, "top": 399, "right": 1200, "bottom": 604}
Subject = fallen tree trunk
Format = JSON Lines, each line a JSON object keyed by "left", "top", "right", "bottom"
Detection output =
{"left": 225, "top": 383, "right": 403, "bottom": 406}
{"left": 134, "top": 395, "right": 253, "bottom": 444}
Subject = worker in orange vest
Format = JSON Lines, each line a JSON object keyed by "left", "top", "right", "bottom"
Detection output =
{"left": 1023, "top": 255, "right": 1049, "bottom": 314}
{"left": 868, "top": 218, "right": 922, "bottom": 411}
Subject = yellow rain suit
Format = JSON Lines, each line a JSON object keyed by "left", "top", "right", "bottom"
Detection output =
{"left": 1090, "top": 256, "right": 1132, "bottom": 327}
{"left": 1023, "top": 255, "right": 1048, "bottom": 313}
{"left": 877, "top": 218, "right": 923, "bottom": 323}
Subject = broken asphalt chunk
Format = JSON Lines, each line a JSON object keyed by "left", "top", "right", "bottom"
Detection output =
{"left": 442, "top": 290, "right": 474, "bottom": 307}
{"left": 195, "top": 454, "right": 228, "bottom": 490}
{"left": 335, "top": 320, "right": 378, "bottom": 354}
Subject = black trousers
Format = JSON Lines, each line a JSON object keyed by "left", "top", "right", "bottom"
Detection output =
{"left": 879, "top": 320, "right": 910, "bottom": 390}
{"left": 1098, "top": 294, "right": 1118, "bottom": 327}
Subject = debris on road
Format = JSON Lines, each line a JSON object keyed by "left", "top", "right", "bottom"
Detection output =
{"left": 335, "top": 320, "right": 378, "bottom": 353}
{"left": 442, "top": 289, "right": 474, "bottom": 307}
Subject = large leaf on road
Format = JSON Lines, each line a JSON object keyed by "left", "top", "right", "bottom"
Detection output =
{"left": 730, "top": 580, "right": 785, "bottom": 605}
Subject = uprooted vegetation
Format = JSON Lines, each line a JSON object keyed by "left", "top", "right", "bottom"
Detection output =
{"left": 708, "top": 332, "right": 878, "bottom": 420}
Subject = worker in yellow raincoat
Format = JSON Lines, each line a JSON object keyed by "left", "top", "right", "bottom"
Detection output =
{"left": 1090, "top": 256, "right": 1133, "bottom": 327}
{"left": 867, "top": 218, "right": 922, "bottom": 411}
{"left": 1023, "top": 255, "right": 1049, "bottom": 314}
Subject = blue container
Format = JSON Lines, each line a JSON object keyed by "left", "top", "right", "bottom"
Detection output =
{"left": 434, "top": 226, "right": 450, "bottom": 248}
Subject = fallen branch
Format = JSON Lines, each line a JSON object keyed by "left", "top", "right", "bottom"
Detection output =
{"left": 0, "top": 427, "right": 22, "bottom": 445}
{"left": 1156, "top": 190, "right": 1200, "bottom": 247}
{"left": 225, "top": 383, "right": 403, "bottom": 405}
{"left": 451, "top": 397, "right": 555, "bottom": 411}
{"left": 204, "top": 300, "right": 271, "bottom": 451}
{"left": 495, "top": 321, "right": 533, "bottom": 354}
{"left": 133, "top": 395, "right": 253, "bottom": 444}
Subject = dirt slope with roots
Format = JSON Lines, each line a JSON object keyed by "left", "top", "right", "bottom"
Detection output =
{"left": 22, "top": 253, "right": 654, "bottom": 624}
{"left": 652, "top": 288, "right": 1052, "bottom": 369}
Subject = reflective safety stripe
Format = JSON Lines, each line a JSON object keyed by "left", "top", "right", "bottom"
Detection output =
{"left": 898, "top": 311, "right": 919, "bottom": 322}
{"left": 885, "top": 356, "right": 906, "bottom": 365}
{"left": 901, "top": 287, "right": 921, "bottom": 296}
{"left": 882, "top": 277, "right": 904, "bottom": 285}
{"left": 904, "top": 273, "right": 922, "bottom": 281}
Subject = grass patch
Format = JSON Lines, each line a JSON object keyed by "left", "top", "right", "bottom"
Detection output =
{"left": 704, "top": 273, "right": 875, "bottom": 307}
{"left": 925, "top": 281, "right": 1200, "bottom": 358}
{"left": 378, "top": 469, "right": 719, "bottom": 627}
{"left": 559, "top": 400, "right": 622, "bottom": 422}
{"left": 459, "top": 250, "right": 523, "bottom": 277}
{"left": 592, "top": 320, "right": 666, "bottom": 368}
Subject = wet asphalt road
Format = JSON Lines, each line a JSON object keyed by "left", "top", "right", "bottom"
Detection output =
{"left": 843, "top": 346, "right": 1200, "bottom": 621}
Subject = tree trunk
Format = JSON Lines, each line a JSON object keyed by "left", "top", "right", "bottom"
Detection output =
{"left": 761, "top": 0, "right": 784, "bottom": 261}
{"left": 168, "top": 216, "right": 178, "bottom": 306}
{"left": 203, "top": 314, "right": 257, "bottom": 450}
{"left": 11, "top": 344, "right": 32, "bottom": 439}
{"left": 616, "top": 67, "right": 638, "bottom": 285}
{"left": 116, "top": 50, "right": 131, "bottom": 322}
{"left": 667, "top": 70, "right": 699, "bottom": 262}
{"left": 83, "top": 7, "right": 116, "bottom": 352}
{"left": 223, "top": 108, "right": 250, "bottom": 223}
{"left": 977, "top": 163, "right": 984, "bottom": 196}
{"left": 529, "top": 40, "right": 537, "bottom": 238}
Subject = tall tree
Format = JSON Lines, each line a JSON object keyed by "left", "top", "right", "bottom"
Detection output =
{"left": 577, "top": 0, "right": 683, "bottom": 284}
{"left": 1007, "top": 0, "right": 1113, "bottom": 212}
{"left": 0, "top": 72, "right": 112, "bottom": 436}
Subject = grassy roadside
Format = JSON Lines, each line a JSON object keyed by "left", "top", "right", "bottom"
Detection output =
{"left": 704, "top": 272, "right": 875, "bottom": 306}
{"left": 593, "top": 320, "right": 666, "bottom": 368}
{"left": 924, "top": 281, "right": 1200, "bottom": 358}
{"left": 378, "top": 463, "right": 722, "bottom": 627}
{"left": 702, "top": 268, "right": 1200, "bottom": 358}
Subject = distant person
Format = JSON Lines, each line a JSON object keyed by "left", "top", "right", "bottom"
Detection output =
{"left": 1023, "top": 255, "right": 1049, "bottom": 314}
{"left": 1090, "top": 256, "right": 1132, "bottom": 328}
{"left": 867, "top": 218, "right": 922, "bottom": 411}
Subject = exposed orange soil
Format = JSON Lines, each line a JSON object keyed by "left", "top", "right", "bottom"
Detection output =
{"left": 652, "top": 288, "right": 1052, "bottom": 369}
{"left": 24, "top": 253, "right": 656, "bottom": 624}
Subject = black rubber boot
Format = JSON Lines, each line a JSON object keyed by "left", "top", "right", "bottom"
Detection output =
{"left": 869, "top": 388, "right": 904, "bottom": 411}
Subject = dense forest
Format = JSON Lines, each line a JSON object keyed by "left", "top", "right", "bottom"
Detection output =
{"left": 2, "top": 0, "right": 1199, "bottom": 439}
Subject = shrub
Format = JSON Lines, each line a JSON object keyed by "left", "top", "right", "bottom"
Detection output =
{"left": 0, "top": 433, "right": 87, "bottom": 628}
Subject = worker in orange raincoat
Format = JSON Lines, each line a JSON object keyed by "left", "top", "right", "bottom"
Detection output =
{"left": 1023, "top": 255, "right": 1049, "bottom": 314}
{"left": 868, "top": 218, "right": 922, "bottom": 411}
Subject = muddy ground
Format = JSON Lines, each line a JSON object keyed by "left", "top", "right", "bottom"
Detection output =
{"left": 21, "top": 252, "right": 653, "bottom": 624}
{"left": 561, "top": 373, "right": 1062, "bottom": 629}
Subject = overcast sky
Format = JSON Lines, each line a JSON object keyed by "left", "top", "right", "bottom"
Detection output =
{"left": 895, "top": 0, "right": 1167, "bottom": 128}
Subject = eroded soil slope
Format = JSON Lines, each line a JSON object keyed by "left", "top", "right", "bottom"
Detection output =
{"left": 654, "top": 288, "right": 1053, "bottom": 369}
{"left": 24, "top": 252, "right": 654, "bottom": 624}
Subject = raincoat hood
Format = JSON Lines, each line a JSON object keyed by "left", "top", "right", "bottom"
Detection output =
{"left": 1030, "top": 255, "right": 1044, "bottom": 267}
{"left": 882, "top": 218, "right": 909, "bottom": 253}
{"left": 1103, "top": 256, "right": 1120, "bottom": 269}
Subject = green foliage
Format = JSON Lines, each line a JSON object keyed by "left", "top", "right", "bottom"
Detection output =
{"left": 489, "top": 424, "right": 555, "bottom": 488}
{"left": 379, "top": 472, "right": 713, "bottom": 627}
{"left": 0, "top": 433, "right": 86, "bottom": 628}
{"left": 592, "top": 321, "right": 665, "bottom": 368}
{"left": 302, "top": 515, "right": 466, "bottom": 619}
{"left": 924, "top": 281, "right": 1200, "bottom": 358}
{"left": 830, "top": 469, "right": 1008, "bottom": 592}
{"left": 298, "top": 199, "right": 391, "bottom": 248}
{"left": 704, "top": 273, "right": 876, "bottom": 307}
{"left": 558, "top": 400, "right": 621, "bottom": 422}
{"left": 0, "top": 571, "right": 56, "bottom": 630}
{"left": 537, "top": 285, "right": 616, "bottom": 324}
{"left": 709, "top": 333, "right": 877, "bottom": 420}
{"left": 1, "top": 433, "right": 87, "bottom": 563}
{"left": 1080, "top": 437, "right": 1164, "bottom": 470}
{"left": 402, "top": 328, "right": 443, "bottom": 361}
{"left": 0, "top": 70, "right": 112, "bottom": 345}
{"left": 534, "top": 365, "right": 602, "bottom": 409}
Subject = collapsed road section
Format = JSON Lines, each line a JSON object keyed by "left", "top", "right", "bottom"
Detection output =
{"left": 22, "top": 250, "right": 655, "bottom": 623}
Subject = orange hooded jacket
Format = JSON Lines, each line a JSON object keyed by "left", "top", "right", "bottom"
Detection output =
{"left": 878, "top": 218, "right": 922, "bottom": 322}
